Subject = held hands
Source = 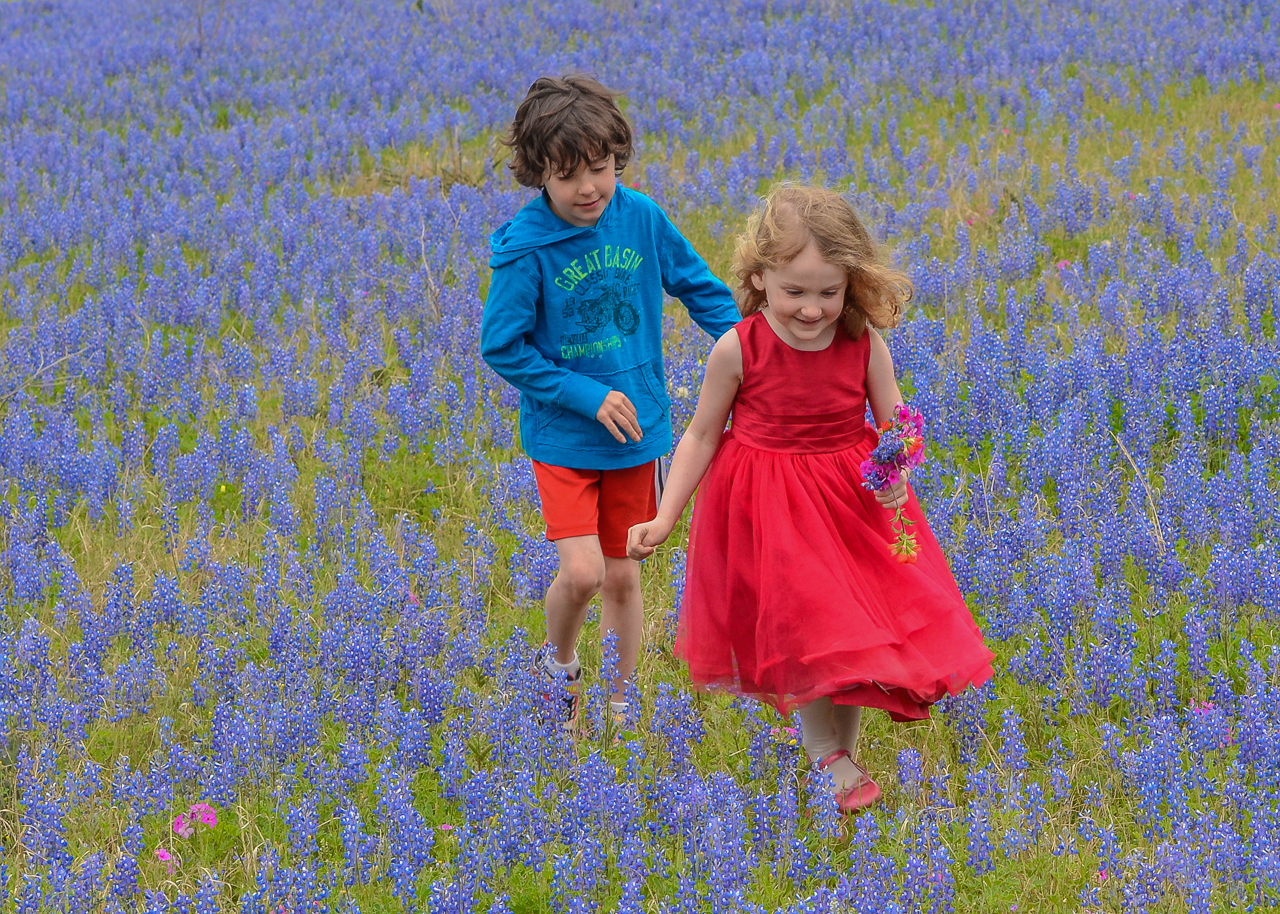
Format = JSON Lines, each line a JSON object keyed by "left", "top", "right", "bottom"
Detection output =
{"left": 626, "top": 515, "right": 675, "bottom": 561}
{"left": 596, "top": 390, "right": 642, "bottom": 443}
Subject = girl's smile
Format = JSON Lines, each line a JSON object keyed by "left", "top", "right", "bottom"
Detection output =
{"left": 751, "top": 242, "right": 849, "bottom": 350}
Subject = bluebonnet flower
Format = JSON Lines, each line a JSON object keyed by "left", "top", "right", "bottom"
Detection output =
{"left": 16, "top": 875, "right": 42, "bottom": 914}
{"left": 897, "top": 747, "right": 925, "bottom": 800}
{"left": 651, "top": 682, "right": 704, "bottom": 770}
{"left": 999, "top": 707, "right": 1030, "bottom": 774}
{"left": 965, "top": 791, "right": 995, "bottom": 875}
{"left": 285, "top": 792, "right": 320, "bottom": 862}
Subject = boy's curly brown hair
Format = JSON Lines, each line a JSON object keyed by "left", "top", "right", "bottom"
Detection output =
{"left": 734, "top": 185, "right": 912, "bottom": 339}
{"left": 501, "top": 74, "right": 633, "bottom": 188}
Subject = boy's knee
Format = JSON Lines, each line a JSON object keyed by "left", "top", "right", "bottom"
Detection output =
{"left": 558, "top": 557, "right": 606, "bottom": 600}
{"left": 600, "top": 560, "right": 640, "bottom": 602}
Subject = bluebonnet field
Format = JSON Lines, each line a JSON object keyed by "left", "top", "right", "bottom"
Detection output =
{"left": 1, "top": 0, "right": 1280, "bottom": 911}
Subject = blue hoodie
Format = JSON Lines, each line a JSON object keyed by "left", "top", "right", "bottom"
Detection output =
{"left": 481, "top": 186, "right": 739, "bottom": 469}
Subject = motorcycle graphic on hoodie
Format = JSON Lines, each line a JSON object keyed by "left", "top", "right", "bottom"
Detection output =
{"left": 481, "top": 186, "right": 740, "bottom": 470}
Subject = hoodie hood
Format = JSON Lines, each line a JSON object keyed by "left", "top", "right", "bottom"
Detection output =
{"left": 489, "top": 190, "right": 612, "bottom": 268}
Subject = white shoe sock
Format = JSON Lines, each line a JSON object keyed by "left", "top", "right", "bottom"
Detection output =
{"left": 543, "top": 651, "right": 581, "bottom": 680}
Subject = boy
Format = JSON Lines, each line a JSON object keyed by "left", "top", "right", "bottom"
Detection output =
{"left": 480, "top": 74, "right": 739, "bottom": 731}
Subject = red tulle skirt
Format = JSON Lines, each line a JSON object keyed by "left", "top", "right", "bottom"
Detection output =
{"left": 676, "top": 428, "right": 994, "bottom": 721}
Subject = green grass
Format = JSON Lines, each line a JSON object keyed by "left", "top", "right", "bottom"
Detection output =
{"left": 1, "top": 67, "right": 1278, "bottom": 912}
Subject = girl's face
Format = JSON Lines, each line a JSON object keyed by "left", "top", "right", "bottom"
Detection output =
{"left": 751, "top": 241, "right": 848, "bottom": 349}
{"left": 543, "top": 154, "right": 617, "bottom": 227}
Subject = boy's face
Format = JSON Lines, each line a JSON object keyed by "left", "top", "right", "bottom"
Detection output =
{"left": 543, "top": 154, "right": 617, "bottom": 227}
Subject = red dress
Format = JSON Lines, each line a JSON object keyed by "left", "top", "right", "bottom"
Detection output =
{"left": 676, "top": 312, "right": 994, "bottom": 720}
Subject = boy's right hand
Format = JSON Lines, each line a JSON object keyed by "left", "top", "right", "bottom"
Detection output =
{"left": 627, "top": 516, "right": 673, "bottom": 561}
{"left": 596, "top": 390, "right": 642, "bottom": 443}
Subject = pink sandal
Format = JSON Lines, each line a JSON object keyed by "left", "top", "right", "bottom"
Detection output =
{"left": 814, "top": 749, "right": 882, "bottom": 812}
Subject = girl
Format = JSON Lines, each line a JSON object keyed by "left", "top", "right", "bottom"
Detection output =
{"left": 627, "top": 186, "right": 994, "bottom": 811}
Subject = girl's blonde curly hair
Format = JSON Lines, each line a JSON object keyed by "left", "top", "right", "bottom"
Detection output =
{"left": 733, "top": 185, "right": 912, "bottom": 338}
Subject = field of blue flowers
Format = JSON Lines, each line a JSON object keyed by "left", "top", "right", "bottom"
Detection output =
{"left": 2, "top": 0, "right": 1280, "bottom": 911}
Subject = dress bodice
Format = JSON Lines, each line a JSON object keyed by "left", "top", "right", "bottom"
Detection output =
{"left": 729, "top": 311, "right": 872, "bottom": 454}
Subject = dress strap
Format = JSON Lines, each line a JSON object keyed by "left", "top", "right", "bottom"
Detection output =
{"left": 736, "top": 311, "right": 769, "bottom": 378}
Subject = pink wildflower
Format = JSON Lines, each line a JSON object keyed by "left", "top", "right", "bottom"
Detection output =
{"left": 189, "top": 802, "right": 218, "bottom": 828}
{"left": 173, "top": 813, "right": 194, "bottom": 839}
{"left": 439, "top": 823, "right": 454, "bottom": 831}
{"left": 1055, "top": 259, "right": 1071, "bottom": 271}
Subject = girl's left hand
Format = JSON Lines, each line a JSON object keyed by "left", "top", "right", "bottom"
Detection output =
{"left": 874, "top": 475, "right": 909, "bottom": 510}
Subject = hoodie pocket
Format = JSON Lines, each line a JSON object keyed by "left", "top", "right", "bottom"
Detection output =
{"left": 535, "top": 360, "right": 670, "bottom": 451}
{"left": 639, "top": 358, "right": 671, "bottom": 417}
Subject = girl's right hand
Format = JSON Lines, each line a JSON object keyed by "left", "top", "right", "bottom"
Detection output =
{"left": 627, "top": 516, "right": 674, "bottom": 561}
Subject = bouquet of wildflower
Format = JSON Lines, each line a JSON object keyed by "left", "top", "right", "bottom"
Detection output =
{"left": 860, "top": 403, "right": 926, "bottom": 563}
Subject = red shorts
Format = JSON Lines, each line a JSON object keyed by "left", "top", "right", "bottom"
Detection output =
{"left": 531, "top": 460, "right": 658, "bottom": 559}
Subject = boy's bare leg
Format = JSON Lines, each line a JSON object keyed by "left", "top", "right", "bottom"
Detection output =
{"left": 599, "top": 555, "right": 642, "bottom": 703}
{"left": 545, "top": 535, "right": 606, "bottom": 664}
